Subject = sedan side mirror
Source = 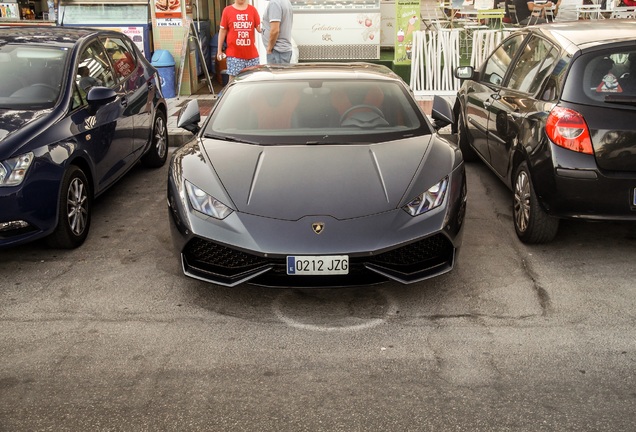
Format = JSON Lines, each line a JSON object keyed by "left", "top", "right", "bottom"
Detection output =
{"left": 86, "top": 86, "right": 117, "bottom": 116}
{"left": 177, "top": 99, "right": 201, "bottom": 134}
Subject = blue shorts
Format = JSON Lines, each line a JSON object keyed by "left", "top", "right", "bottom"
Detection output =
{"left": 226, "top": 57, "right": 260, "bottom": 77}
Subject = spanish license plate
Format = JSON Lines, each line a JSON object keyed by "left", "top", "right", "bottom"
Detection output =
{"left": 287, "top": 255, "right": 349, "bottom": 275}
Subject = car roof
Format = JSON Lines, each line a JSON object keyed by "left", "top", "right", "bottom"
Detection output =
{"left": 236, "top": 62, "right": 404, "bottom": 83}
{"left": 0, "top": 26, "right": 106, "bottom": 48}
{"left": 533, "top": 21, "right": 636, "bottom": 52}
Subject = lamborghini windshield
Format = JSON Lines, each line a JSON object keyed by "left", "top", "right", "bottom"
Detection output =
{"left": 204, "top": 79, "right": 432, "bottom": 145}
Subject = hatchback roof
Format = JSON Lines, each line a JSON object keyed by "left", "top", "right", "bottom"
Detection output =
{"left": 534, "top": 21, "right": 636, "bottom": 51}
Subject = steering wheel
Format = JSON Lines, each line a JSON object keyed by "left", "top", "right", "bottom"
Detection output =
{"left": 340, "top": 104, "right": 385, "bottom": 124}
{"left": 31, "top": 83, "right": 58, "bottom": 91}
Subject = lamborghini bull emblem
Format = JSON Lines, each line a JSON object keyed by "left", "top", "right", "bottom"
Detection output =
{"left": 312, "top": 222, "right": 325, "bottom": 234}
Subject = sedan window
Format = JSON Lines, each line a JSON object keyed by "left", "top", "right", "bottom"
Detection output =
{"left": 101, "top": 36, "right": 136, "bottom": 81}
{"left": 0, "top": 45, "right": 67, "bottom": 109}
{"left": 75, "top": 41, "right": 116, "bottom": 105}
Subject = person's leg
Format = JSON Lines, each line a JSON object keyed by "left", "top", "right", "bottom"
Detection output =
{"left": 225, "top": 57, "right": 242, "bottom": 84}
{"left": 267, "top": 50, "right": 292, "bottom": 64}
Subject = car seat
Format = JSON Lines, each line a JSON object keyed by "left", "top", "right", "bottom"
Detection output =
{"left": 252, "top": 87, "right": 300, "bottom": 130}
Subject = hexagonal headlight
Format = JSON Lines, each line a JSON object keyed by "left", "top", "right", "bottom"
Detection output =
{"left": 403, "top": 177, "right": 449, "bottom": 216}
{"left": 185, "top": 180, "right": 233, "bottom": 220}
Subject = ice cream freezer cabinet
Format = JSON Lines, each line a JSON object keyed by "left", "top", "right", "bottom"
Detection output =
{"left": 290, "top": 0, "right": 381, "bottom": 60}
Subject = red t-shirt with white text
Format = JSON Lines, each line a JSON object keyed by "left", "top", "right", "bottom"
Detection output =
{"left": 220, "top": 5, "right": 260, "bottom": 59}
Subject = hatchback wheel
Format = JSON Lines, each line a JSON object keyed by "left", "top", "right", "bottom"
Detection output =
{"left": 141, "top": 110, "right": 168, "bottom": 168}
{"left": 47, "top": 166, "right": 91, "bottom": 249}
{"left": 513, "top": 162, "right": 559, "bottom": 244}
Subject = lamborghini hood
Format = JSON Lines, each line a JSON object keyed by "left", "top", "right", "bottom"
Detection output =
{"left": 202, "top": 137, "right": 433, "bottom": 220}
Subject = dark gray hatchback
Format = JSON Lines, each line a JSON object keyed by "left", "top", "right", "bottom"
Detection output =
{"left": 454, "top": 20, "right": 636, "bottom": 243}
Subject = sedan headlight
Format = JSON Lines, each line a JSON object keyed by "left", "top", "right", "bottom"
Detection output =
{"left": 0, "top": 152, "right": 34, "bottom": 187}
{"left": 185, "top": 180, "right": 233, "bottom": 219}
{"left": 403, "top": 177, "right": 449, "bottom": 216}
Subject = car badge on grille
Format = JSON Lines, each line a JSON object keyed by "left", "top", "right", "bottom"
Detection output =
{"left": 312, "top": 222, "right": 325, "bottom": 234}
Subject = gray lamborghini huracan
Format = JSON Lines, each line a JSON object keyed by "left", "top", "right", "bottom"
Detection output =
{"left": 168, "top": 63, "right": 466, "bottom": 288}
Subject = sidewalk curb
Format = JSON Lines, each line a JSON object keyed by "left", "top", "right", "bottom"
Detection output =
{"left": 166, "top": 94, "right": 216, "bottom": 147}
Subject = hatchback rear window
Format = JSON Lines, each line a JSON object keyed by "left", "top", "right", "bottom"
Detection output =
{"left": 564, "top": 48, "right": 636, "bottom": 109}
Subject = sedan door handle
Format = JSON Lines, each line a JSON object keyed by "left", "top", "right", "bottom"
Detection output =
{"left": 483, "top": 100, "right": 492, "bottom": 108}
{"left": 148, "top": 82, "right": 155, "bottom": 91}
{"left": 121, "top": 97, "right": 128, "bottom": 107}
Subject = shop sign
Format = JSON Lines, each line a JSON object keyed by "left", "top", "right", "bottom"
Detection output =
{"left": 155, "top": 0, "right": 182, "bottom": 26}
{"left": 394, "top": 0, "right": 421, "bottom": 64}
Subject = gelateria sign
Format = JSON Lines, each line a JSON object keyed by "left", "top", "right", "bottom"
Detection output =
{"left": 394, "top": 0, "right": 420, "bottom": 64}
{"left": 155, "top": 0, "right": 182, "bottom": 26}
{"left": 292, "top": 12, "right": 381, "bottom": 45}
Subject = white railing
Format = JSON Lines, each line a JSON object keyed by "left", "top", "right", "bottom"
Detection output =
{"left": 410, "top": 28, "right": 511, "bottom": 98}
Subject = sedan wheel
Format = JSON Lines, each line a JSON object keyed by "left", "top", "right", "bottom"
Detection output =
{"left": 141, "top": 110, "right": 168, "bottom": 168}
{"left": 513, "top": 162, "right": 559, "bottom": 244}
{"left": 47, "top": 166, "right": 91, "bottom": 249}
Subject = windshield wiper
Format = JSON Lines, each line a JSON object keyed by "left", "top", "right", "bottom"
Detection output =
{"left": 604, "top": 95, "right": 636, "bottom": 106}
{"left": 204, "top": 133, "right": 261, "bottom": 145}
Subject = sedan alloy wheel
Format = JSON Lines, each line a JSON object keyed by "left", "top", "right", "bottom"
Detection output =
{"left": 47, "top": 166, "right": 92, "bottom": 249}
{"left": 142, "top": 111, "right": 168, "bottom": 168}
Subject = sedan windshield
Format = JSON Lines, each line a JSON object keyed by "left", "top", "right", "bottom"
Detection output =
{"left": 204, "top": 79, "right": 432, "bottom": 145}
{"left": 0, "top": 45, "right": 68, "bottom": 109}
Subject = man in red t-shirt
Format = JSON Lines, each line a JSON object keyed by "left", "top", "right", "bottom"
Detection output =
{"left": 217, "top": 0, "right": 261, "bottom": 84}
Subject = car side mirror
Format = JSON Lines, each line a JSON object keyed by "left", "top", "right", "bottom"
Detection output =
{"left": 431, "top": 95, "right": 454, "bottom": 130}
{"left": 455, "top": 66, "right": 475, "bottom": 80}
{"left": 177, "top": 99, "right": 201, "bottom": 134}
{"left": 86, "top": 86, "right": 117, "bottom": 116}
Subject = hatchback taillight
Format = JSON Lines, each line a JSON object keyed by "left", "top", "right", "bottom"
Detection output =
{"left": 546, "top": 106, "right": 593, "bottom": 155}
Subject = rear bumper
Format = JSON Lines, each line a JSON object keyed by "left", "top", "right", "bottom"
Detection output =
{"left": 533, "top": 143, "right": 636, "bottom": 219}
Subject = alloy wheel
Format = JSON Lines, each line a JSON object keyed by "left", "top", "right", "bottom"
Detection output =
{"left": 67, "top": 176, "right": 88, "bottom": 236}
{"left": 154, "top": 115, "right": 167, "bottom": 160}
{"left": 514, "top": 170, "right": 531, "bottom": 233}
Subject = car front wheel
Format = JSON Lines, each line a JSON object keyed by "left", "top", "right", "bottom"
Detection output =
{"left": 47, "top": 166, "right": 91, "bottom": 249}
{"left": 141, "top": 110, "right": 168, "bottom": 168}
{"left": 513, "top": 162, "right": 559, "bottom": 244}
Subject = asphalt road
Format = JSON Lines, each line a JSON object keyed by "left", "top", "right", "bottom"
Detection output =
{"left": 1, "top": 152, "right": 635, "bottom": 431}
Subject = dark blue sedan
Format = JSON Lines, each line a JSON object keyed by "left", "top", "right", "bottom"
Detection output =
{"left": 0, "top": 27, "right": 168, "bottom": 248}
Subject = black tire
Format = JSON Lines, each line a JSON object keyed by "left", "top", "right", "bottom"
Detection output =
{"left": 141, "top": 110, "right": 168, "bottom": 168}
{"left": 47, "top": 166, "right": 91, "bottom": 249}
{"left": 457, "top": 113, "right": 478, "bottom": 162}
{"left": 513, "top": 162, "right": 559, "bottom": 244}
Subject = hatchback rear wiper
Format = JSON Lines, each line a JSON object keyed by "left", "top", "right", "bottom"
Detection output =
{"left": 604, "top": 95, "right": 636, "bottom": 106}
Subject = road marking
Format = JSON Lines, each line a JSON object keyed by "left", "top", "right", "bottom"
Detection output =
{"left": 272, "top": 288, "right": 399, "bottom": 332}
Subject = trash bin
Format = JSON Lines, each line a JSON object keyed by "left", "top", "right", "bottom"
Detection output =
{"left": 151, "top": 49, "right": 176, "bottom": 98}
